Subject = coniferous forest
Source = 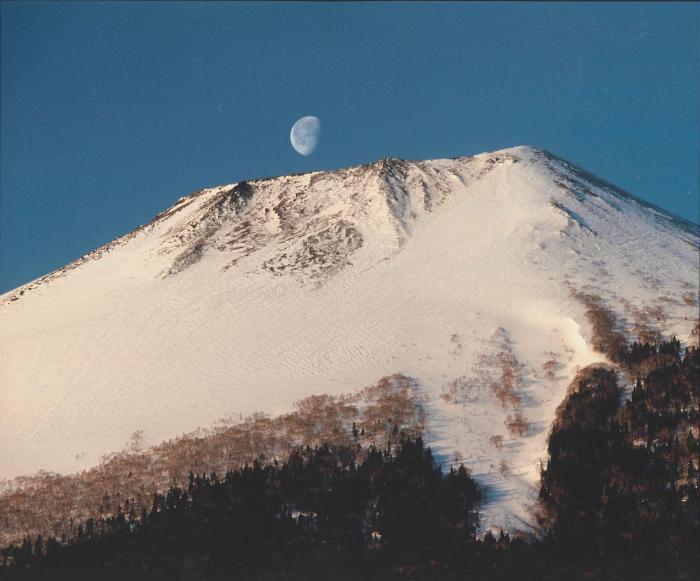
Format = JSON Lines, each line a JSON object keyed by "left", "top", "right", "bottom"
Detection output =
{"left": 1, "top": 340, "right": 698, "bottom": 580}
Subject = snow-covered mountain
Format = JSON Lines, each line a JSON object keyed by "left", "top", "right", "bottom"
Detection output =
{"left": 1, "top": 146, "right": 698, "bottom": 530}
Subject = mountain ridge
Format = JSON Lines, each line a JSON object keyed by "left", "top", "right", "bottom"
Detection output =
{"left": 1, "top": 145, "right": 698, "bottom": 531}
{"left": 2, "top": 145, "right": 697, "bottom": 305}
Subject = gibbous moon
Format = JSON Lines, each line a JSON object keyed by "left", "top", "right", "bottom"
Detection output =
{"left": 290, "top": 116, "right": 321, "bottom": 156}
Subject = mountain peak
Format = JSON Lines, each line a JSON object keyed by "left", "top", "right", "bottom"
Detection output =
{"left": 2, "top": 146, "right": 697, "bottom": 305}
{"left": 1, "top": 146, "right": 698, "bottom": 533}
{"left": 476, "top": 144, "right": 541, "bottom": 156}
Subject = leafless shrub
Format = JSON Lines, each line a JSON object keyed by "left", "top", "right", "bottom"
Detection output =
{"left": 489, "top": 435, "right": 504, "bottom": 450}
{"left": 683, "top": 292, "right": 698, "bottom": 306}
{"left": 506, "top": 412, "right": 529, "bottom": 437}
{"left": 440, "top": 378, "right": 460, "bottom": 404}
{"left": 128, "top": 430, "right": 145, "bottom": 454}
{"left": 692, "top": 322, "right": 700, "bottom": 346}
{"left": 542, "top": 352, "right": 560, "bottom": 381}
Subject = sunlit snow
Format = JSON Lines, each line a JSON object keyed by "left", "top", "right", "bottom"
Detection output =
{"left": 1, "top": 146, "right": 697, "bottom": 531}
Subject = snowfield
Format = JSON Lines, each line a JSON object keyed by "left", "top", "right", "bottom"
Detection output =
{"left": 1, "top": 146, "right": 698, "bottom": 531}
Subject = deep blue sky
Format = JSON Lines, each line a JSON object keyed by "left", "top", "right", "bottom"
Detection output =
{"left": 1, "top": 2, "right": 699, "bottom": 292}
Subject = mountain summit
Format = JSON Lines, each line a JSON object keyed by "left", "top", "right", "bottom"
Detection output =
{"left": 1, "top": 146, "right": 698, "bottom": 530}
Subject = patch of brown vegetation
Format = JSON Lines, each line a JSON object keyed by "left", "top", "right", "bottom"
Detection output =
{"left": 440, "top": 378, "right": 459, "bottom": 403}
{"left": 570, "top": 289, "right": 629, "bottom": 362}
{"left": 506, "top": 412, "right": 529, "bottom": 437}
{"left": 477, "top": 328, "right": 531, "bottom": 437}
{"left": 0, "top": 374, "right": 424, "bottom": 548}
{"left": 542, "top": 352, "right": 561, "bottom": 381}
{"left": 440, "top": 329, "right": 532, "bottom": 438}
{"left": 480, "top": 328, "right": 524, "bottom": 410}
{"left": 438, "top": 375, "right": 484, "bottom": 406}
{"left": 691, "top": 322, "right": 700, "bottom": 347}
{"left": 619, "top": 298, "right": 669, "bottom": 345}
{"left": 440, "top": 329, "right": 530, "bottom": 429}
{"left": 489, "top": 435, "right": 504, "bottom": 450}
{"left": 683, "top": 291, "right": 698, "bottom": 306}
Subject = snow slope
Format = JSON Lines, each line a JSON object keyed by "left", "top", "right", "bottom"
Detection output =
{"left": 1, "top": 146, "right": 698, "bottom": 530}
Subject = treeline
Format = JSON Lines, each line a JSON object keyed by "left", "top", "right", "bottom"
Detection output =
{"left": 0, "top": 438, "right": 483, "bottom": 580}
{"left": 1, "top": 341, "right": 698, "bottom": 580}
{"left": 539, "top": 339, "right": 699, "bottom": 579}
